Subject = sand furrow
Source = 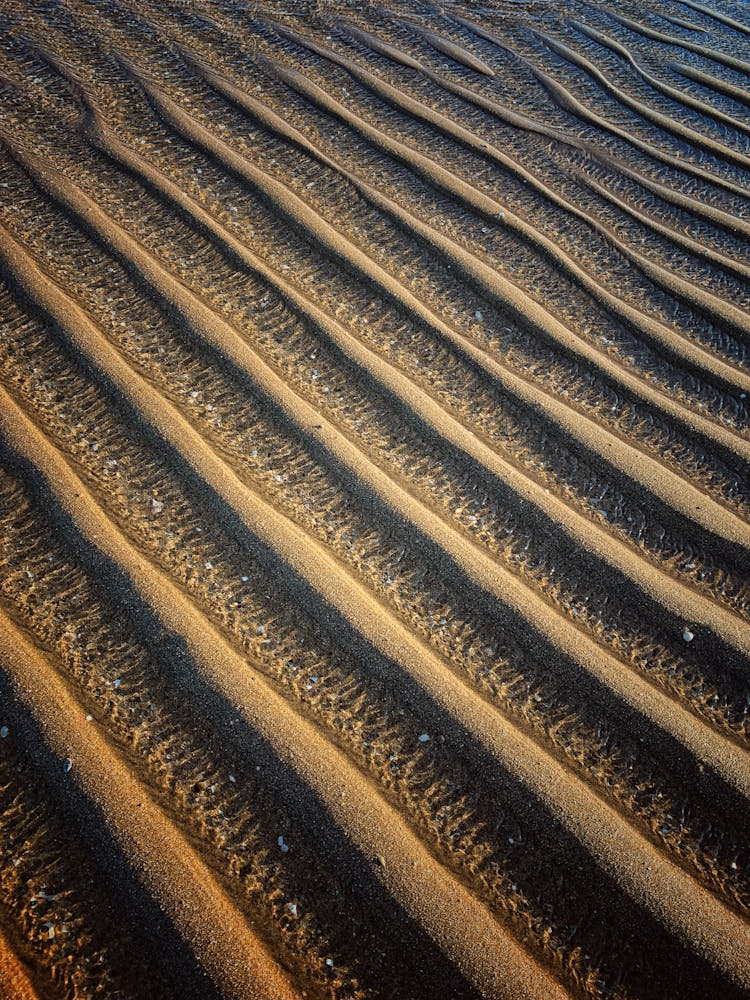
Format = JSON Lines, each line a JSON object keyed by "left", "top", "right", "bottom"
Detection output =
{"left": 53, "top": 95, "right": 750, "bottom": 667}
{"left": 0, "top": 611, "right": 298, "bottom": 1000}
{"left": 464, "top": 27, "right": 750, "bottom": 199}
{"left": 2, "top": 217, "right": 750, "bottom": 996}
{"left": 672, "top": 60, "right": 750, "bottom": 109}
{"left": 3, "top": 218, "right": 749, "bottom": 898}
{"left": 2, "top": 360, "right": 750, "bottom": 995}
{"left": 248, "top": 45, "right": 750, "bottom": 344}
{"left": 569, "top": 20, "right": 750, "bottom": 138}
{"left": 47, "top": 63, "right": 750, "bottom": 527}
{"left": 431, "top": 15, "right": 750, "bottom": 198}
{"left": 609, "top": 10, "right": 750, "bottom": 75}
{"left": 3, "top": 128, "right": 749, "bottom": 610}
{"left": 2, "top": 3, "right": 749, "bottom": 994}
{"left": 4, "top": 148, "right": 750, "bottom": 761}
{"left": 190, "top": 42, "right": 750, "bottom": 386}
{"left": 253, "top": 21, "right": 750, "bottom": 316}
{"left": 530, "top": 27, "right": 750, "bottom": 172}
{"left": 447, "top": 15, "right": 750, "bottom": 198}
{"left": 677, "top": 0, "right": 750, "bottom": 36}
{"left": 563, "top": 157, "right": 750, "bottom": 284}
{"left": 299, "top": 19, "right": 750, "bottom": 251}
{"left": 0, "top": 382, "right": 568, "bottom": 1000}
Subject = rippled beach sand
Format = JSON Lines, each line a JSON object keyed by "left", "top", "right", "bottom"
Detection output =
{"left": 0, "top": 1, "right": 749, "bottom": 997}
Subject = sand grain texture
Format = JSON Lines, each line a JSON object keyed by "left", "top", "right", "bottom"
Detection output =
{"left": 0, "top": 1, "right": 749, "bottom": 998}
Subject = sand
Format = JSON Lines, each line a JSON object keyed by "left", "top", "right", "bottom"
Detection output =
{"left": 0, "top": 0, "right": 749, "bottom": 997}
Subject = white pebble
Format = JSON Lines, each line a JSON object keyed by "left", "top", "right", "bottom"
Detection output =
{"left": 682, "top": 628, "right": 694, "bottom": 643}
{"left": 418, "top": 733, "right": 430, "bottom": 743}
{"left": 325, "top": 959, "right": 334, "bottom": 968}
{"left": 0, "top": 726, "right": 8, "bottom": 739}
{"left": 278, "top": 835, "right": 289, "bottom": 853}
{"left": 62, "top": 758, "right": 72, "bottom": 773}
{"left": 287, "top": 902, "right": 298, "bottom": 917}
{"left": 229, "top": 774, "right": 236, "bottom": 783}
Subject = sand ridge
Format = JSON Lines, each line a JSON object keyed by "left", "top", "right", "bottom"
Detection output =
{"left": 0, "top": 0, "right": 749, "bottom": 997}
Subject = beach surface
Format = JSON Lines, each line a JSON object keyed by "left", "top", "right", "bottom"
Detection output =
{"left": 0, "top": 1, "right": 749, "bottom": 997}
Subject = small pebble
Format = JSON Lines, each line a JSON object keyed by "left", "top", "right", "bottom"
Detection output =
{"left": 62, "top": 758, "right": 72, "bottom": 773}
{"left": 287, "top": 902, "right": 298, "bottom": 917}
{"left": 475, "top": 310, "right": 483, "bottom": 322}
{"left": 205, "top": 561, "right": 213, "bottom": 570}
{"left": 325, "top": 959, "right": 334, "bottom": 969}
{"left": 150, "top": 499, "right": 164, "bottom": 514}
{"left": 85, "top": 715, "right": 93, "bottom": 722}
{"left": 0, "top": 726, "right": 8, "bottom": 739}
{"left": 278, "top": 835, "right": 289, "bottom": 853}
{"left": 229, "top": 774, "right": 236, "bottom": 783}
{"left": 418, "top": 733, "right": 430, "bottom": 743}
{"left": 682, "top": 628, "right": 694, "bottom": 643}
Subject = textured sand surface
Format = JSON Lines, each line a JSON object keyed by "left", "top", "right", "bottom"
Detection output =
{"left": 0, "top": 1, "right": 749, "bottom": 997}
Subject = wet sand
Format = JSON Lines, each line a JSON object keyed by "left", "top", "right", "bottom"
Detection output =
{"left": 0, "top": 1, "right": 749, "bottom": 997}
